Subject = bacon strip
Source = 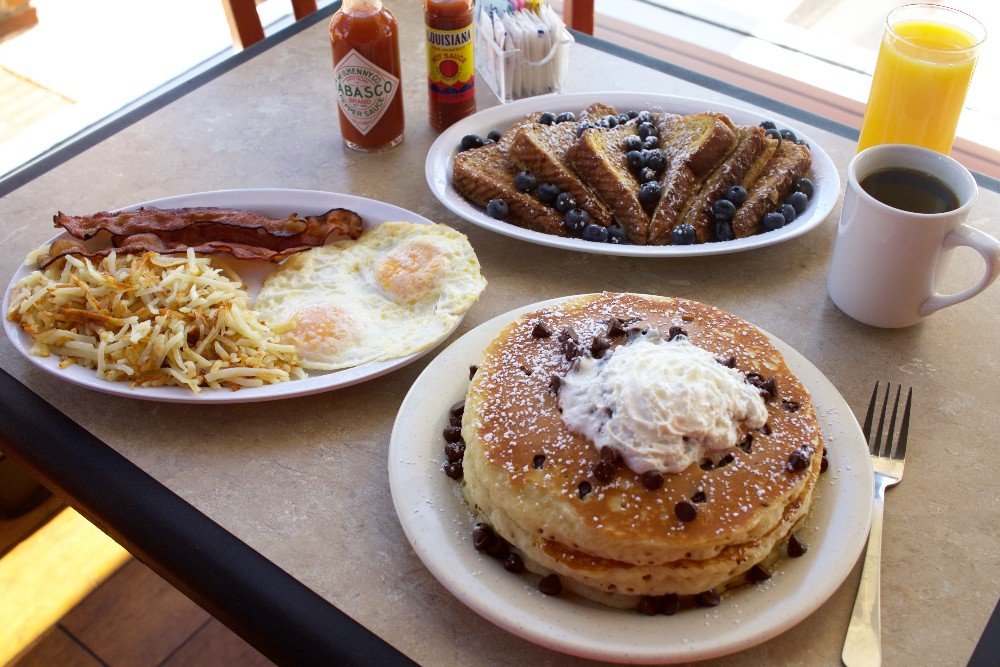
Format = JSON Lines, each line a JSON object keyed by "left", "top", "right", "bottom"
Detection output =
{"left": 54, "top": 207, "right": 364, "bottom": 249}
{"left": 37, "top": 235, "right": 328, "bottom": 269}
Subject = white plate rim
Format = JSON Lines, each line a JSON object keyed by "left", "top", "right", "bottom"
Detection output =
{"left": 2, "top": 188, "right": 464, "bottom": 404}
{"left": 425, "top": 91, "right": 841, "bottom": 257}
{"left": 389, "top": 294, "right": 873, "bottom": 663}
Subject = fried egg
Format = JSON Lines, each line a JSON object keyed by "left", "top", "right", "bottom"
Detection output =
{"left": 254, "top": 222, "right": 486, "bottom": 370}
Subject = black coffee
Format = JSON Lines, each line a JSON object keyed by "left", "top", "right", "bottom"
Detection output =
{"left": 860, "top": 167, "right": 960, "bottom": 214}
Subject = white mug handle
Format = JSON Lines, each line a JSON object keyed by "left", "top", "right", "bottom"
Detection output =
{"left": 920, "top": 224, "right": 1000, "bottom": 316}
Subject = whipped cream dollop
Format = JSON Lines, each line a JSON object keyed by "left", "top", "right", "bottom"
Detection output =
{"left": 558, "top": 330, "right": 768, "bottom": 474}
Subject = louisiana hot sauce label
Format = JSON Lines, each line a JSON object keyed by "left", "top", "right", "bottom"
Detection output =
{"left": 334, "top": 50, "right": 401, "bottom": 135}
{"left": 426, "top": 25, "right": 475, "bottom": 103}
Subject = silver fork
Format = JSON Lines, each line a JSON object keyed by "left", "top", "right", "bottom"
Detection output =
{"left": 842, "top": 381, "right": 912, "bottom": 667}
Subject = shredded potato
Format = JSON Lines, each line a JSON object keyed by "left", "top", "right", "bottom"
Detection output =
{"left": 7, "top": 249, "right": 305, "bottom": 392}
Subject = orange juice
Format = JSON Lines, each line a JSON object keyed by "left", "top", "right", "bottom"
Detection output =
{"left": 858, "top": 8, "right": 983, "bottom": 155}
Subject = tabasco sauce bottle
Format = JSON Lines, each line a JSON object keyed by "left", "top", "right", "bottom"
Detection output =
{"left": 425, "top": 0, "right": 476, "bottom": 132}
{"left": 330, "top": 0, "right": 404, "bottom": 152}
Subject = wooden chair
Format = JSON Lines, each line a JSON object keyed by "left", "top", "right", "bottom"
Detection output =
{"left": 221, "top": 0, "right": 318, "bottom": 50}
{"left": 562, "top": 0, "right": 594, "bottom": 34}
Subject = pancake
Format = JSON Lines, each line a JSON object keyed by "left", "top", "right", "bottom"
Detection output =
{"left": 459, "top": 293, "right": 823, "bottom": 607}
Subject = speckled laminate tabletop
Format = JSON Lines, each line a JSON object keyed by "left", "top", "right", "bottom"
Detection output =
{"left": 0, "top": 3, "right": 997, "bottom": 665}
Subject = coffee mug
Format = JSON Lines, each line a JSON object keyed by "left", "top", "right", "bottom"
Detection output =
{"left": 828, "top": 144, "right": 1000, "bottom": 328}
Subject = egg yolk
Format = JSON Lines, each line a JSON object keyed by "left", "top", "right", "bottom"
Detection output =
{"left": 288, "top": 302, "right": 359, "bottom": 356}
{"left": 374, "top": 241, "right": 446, "bottom": 303}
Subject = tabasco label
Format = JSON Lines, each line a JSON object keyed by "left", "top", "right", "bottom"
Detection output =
{"left": 334, "top": 50, "right": 400, "bottom": 135}
{"left": 426, "top": 25, "right": 475, "bottom": 103}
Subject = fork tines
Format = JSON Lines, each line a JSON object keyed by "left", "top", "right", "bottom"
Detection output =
{"left": 863, "top": 381, "right": 912, "bottom": 460}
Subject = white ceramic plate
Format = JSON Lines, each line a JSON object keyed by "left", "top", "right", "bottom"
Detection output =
{"left": 2, "top": 188, "right": 464, "bottom": 404}
{"left": 389, "top": 295, "right": 873, "bottom": 663}
{"left": 425, "top": 91, "right": 840, "bottom": 257}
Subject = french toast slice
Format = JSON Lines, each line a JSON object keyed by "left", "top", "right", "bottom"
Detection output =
{"left": 508, "top": 104, "right": 617, "bottom": 227}
{"left": 647, "top": 113, "right": 737, "bottom": 245}
{"left": 732, "top": 141, "right": 812, "bottom": 238}
{"left": 566, "top": 123, "right": 648, "bottom": 244}
{"left": 676, "top": 125, "right": 768, "bottom": 243}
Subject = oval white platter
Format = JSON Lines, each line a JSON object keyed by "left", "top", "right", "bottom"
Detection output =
{"left": 389, "top": 295, "right": 872, "bottom": 663}
{"left": 2, "top": 188, "right": 462, "bottom": 404}
{"left": 425, "top": 91, "right": 841, "bottom": 257}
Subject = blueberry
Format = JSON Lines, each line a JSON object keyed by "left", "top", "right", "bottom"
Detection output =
{"left": 780, "top": 129, "right": 797, "bottom": 142}
{"left": 555, "top": 192, "right": 577, "bottom": 213}
{"left": 797, "top": 139, "right": 809, "bottom": 147}
{"left": 764, "top": 128, "right": 782, "bottom": 146}
{"left": 482, "top": 139, "right": 495, "bottom": 145}
{"left": 786, "top": 191, "right": 809, "bottom": 214}
{"left": 779, "top": 203, "right": 797, "bottom": 223}
{"left": 642, "top": 136, "right": 659, "bottom": 151}
{"left": 639, "top": 167, "right": 658, "bottom": 184}
{"left": 637, "top": 110, "right": 654, "bottom": 124}
{"left": 638, "top": 122, "right": 658, "bottom": 140}
{"left": 626, "top": 150, "right": 646, "bottom": 172}
{"left": 555, "top": 112, "right": 576, "bottom": 124}
{"left": 582, "top": 224, "right": 609, "bottom": 243}
{"left": 646, "top": 149, "right": 666, "bottom": 172}
{"left": 626, "top": 110, "right": 640, "bottom": 119}
{"left": 486, "top": 199, "right": 509, "bottom": 220}
{"left": 762, "top": 212, "right": 786, "bottom": 231}
{"left": 536, "top": 182, "right": 559, "bottom": 204}
{"left": 671, "top": 223, "right": 697, "bottom": 245}
{"left": 617, "top": 113, "right": 630, "bottom": 125}
{"left": 576, "top": 121, "right": 594, "bottom": 138}
{"left": 625, "top": 135, "right": 643, "bottom": 152}
{"left": 606, "top": 226, "right": 629, "bottom": 244}
{"left": 715, "top": 220, "right": 735, "bottom": 242}
{"left": 563, "top": 208, "right": 589, "bottom": 236}
{"left": 712, "top": 198, "right": 737, "bottom": 220}
{"left": 460, "top": 134, "right": 484, "bottom": 151}
{"left": 487, "top": 130, "right": 503, "bottom": 143}
{"left": 794, "top": 178, "right": 814, "bottom": 198}
{"left": 760, "top": 120, "right": 777, "bottom": 130}
{"left": 538, "top": 112, "right": 555, "bottom": 126}
{"left": 604, "top": 114, "right": 618, "bottom": 128}
{"left": 514, "top": 171, "right": 537, "bottom": 192}
{"left": 724, "top": 185, "right": 747, "bottom": 207}
{"left": 638, "top": 181, "right": 662, "bottom": 208}
{"left": 596, "top": 117, "right": 610, "bottom": 128}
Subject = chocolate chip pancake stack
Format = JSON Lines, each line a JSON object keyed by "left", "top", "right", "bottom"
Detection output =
{"left": 459, "top": 293, "right": 823, "bottom": 609}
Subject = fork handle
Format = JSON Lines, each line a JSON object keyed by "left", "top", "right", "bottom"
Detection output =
{"left": 842, "top": 478, "right": 887, "bottom": 667}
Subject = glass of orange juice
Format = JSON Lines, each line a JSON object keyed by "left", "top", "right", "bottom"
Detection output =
{"left": 857, "top": 4, "right": 985, "bottom": 155}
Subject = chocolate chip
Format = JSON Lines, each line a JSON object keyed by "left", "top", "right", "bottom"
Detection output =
{"left": 746, "top": 564, "right": 771, "bottom": 583}
{"left": 444, "top": 461, "right": 463, "bottom": 480}
{"left": 562, "top": 337, "right": 582, "bottom": 361}
{"left": 444, "top": 441, "right": 465, "bottom": 463}
{"left": 637, "top": 597, "right": 659, "bottom": 616}
{"left": 449, "top": 400, "right": 466, "bottom": 416}
{"left": 606, "top": 317, "right": 627, "bottom": 338}
{"left": 469, "top": 364, "right": 478, "bottom": 380}
{"left": 590, "top": 336, "right": 611, "bottom": 358}
{"left": 782, "top": 399, "right": 801, "bottom": 412}
{"left": 695, "top": 590, "right": 721, "bottom": 607}
{"left": 675, "top": 500, "right": 697, "bottom": 522}
{"left": 787, "top": 533, "right": 808, "bottom": 558}
{"left": 538, "top": 573, "right": 562, "bottom": 596}
{"left": 667, "top": 325, "right": 687, "bottom": 341}
{"left": 578, "top": 481, "right": 592, "bottom": 499}
{"left": 658, "top": 593, "right": 680, "bottom": 615}
{"left": 745, "top": 372, "right": 764, "bottom": 387}
{"left": 691, "top": 489, "right": 707, "bottom": 503}
{"left": 699, "top": 459, "right": 715, "bottom": 471}
{"left": 531, "top": 321, "right": 553, "bottom": 338}
{"left": 820, "top": 456, "right": 829, "bottom": 473}
{"left": 504, "top": 553, "right": 525, "bottom": 573}
{"left": 449, "top": 414, "right": 462, "bottom": 427}
{"left": 485, "top": 535, "right": 510, "bottom": 559}
{"left": 717, "top": 453, "right": 735, "bottom": 468}
{"left": 533, "top": 454, "right": 546, "bottom": 469}
{"left": 472, "top": 523, "right": 493, "bottom": 551}
{"left": 641, "top": 470, "right": 664, "bottom": 490}
{"left": 593, "top": 460, "right": 616, "bottom": 485}
{"left": 443, "top": 425, "right": 463, "bottom": 443}
{"left": 760, "top": 422, "right": 772, "bottom": 436}
{"left": 600, "top": 446, "right": 619, "bottom": 464}
{"left": 738, "top": 433, "right": 753, "bottom": 454}
{"left": 558, "top": 327, "right": 579, "bottom": 343}
{"left": 718, "top": 355, "right": 736, "bottom": 368}
{"left": 759, "top": 377, "right": 778, "bottom": 400}
{"left": 787, "top": 449, "right": 810, "bottom": 472}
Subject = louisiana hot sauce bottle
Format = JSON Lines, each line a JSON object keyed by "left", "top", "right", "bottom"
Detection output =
{"left": 425, "top": 0, "right": 476, "bottom": 131}
{"left": 329, "top": 0, "right": 404, "bottom": 152}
